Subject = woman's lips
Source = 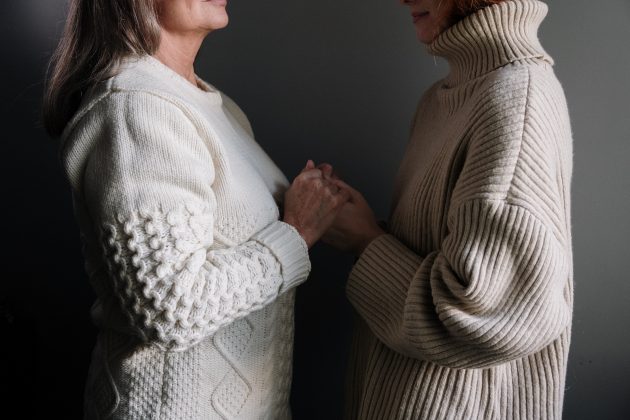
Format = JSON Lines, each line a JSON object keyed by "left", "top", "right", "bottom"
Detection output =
{"left": 412, "top": 11, "right": 429, "bottom": 23}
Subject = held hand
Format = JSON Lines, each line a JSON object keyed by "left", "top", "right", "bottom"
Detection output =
{"left": 316, "top": 162, "right": 341, "bottom": 181}
{"left": 283, "top": 161, "right": 351, "bottom": 248}
{"left": 322, "top": 180, "right": 385, "bottom": 256}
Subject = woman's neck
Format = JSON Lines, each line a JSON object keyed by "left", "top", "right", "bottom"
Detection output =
{"left": 153, "top": 30, "right": 206, "bottom": 87}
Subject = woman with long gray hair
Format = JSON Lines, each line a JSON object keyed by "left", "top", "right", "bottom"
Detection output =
{"left": 43, "top": 0, "right": 348, "bottom": 418}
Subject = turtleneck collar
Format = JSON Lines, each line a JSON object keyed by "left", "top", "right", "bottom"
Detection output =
{"left": 428, "top": 0, "right": 552, "bottom": 87}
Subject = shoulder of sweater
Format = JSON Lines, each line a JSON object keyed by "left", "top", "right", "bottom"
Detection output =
{"left": 108, "top": 56, "right": 210, "bottom": 103}
{"left": 477, "top": 60, "right": 565, "bottom": 113}
{"left": 61, "top": 64, "right": 217, "bottom": 149}
{"left": 59, "top": 87, "right": 208, "bottom": 190}
{"left": 64, "top": 55, "right": 230, "bottom": 135}
{"left": 468, "top": 61, "right": 569, "bottom": 143}
{"left": 453, "top": 60, "right": 570, "bottom": 210}
{"left": 61, "top": 86, "right": 197, "bottom": 148}
{"left": 62, "top": 59, "right": 252, "bottom": 146}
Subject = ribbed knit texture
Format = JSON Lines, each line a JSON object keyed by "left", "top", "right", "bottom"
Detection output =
{"left": 61, "top": 55, "right": 310, "bottom": 419}
{"left": 344, "top": 1, "right": 573, "bottom": 419}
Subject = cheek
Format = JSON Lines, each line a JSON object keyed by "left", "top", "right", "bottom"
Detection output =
{"left": 420, "top": 12, "right": 453, "bottom": 42}
{"left": 437, "top": 3, "right": 458, "bottom": 31}
{"left": 417, "top": 17, "right": 440, "bottom": 39}
{"left": 158, "top": 2, "right": 196, "bottom": 31}
{"left": 197, "top": 2, "right": 229, "bottom": 29}
{"left": 429, "top": 17, "right": 442, "bottom": 35}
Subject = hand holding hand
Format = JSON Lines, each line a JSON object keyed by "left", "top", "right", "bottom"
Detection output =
{"left": 322, "top": 180, "right": 385, "bottom": 256}
{"left": 316, "top": 162, "right": 341, "bottom": 182}
{"left": 283, "top": 161, "right": 350, "bottom": 248}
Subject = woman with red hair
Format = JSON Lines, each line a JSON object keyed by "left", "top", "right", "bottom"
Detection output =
{"left": 324, "top": 0, "right": 573, "bottom": 418}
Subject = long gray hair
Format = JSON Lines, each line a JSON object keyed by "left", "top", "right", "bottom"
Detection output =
{"left": 43, "top": 0, "right": 161, "bottom": 137}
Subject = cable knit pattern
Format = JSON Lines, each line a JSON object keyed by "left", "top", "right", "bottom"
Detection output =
{"left": 61, "top": 55, "right": 310, "bottom": 419}
{"left": 344, "top": 1, "right": 573, "bottom": 419}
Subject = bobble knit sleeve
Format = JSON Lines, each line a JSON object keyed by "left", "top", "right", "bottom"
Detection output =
{"left": 346, "top": 74, "right": 573, "bottom": 369}
{"left": 81, "top": 91, "right": 310, "bottom": 351}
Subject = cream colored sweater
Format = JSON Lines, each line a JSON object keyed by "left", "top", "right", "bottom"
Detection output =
{"left": 61, "top": 55, "right": 310, "bottom": 419}
{"left": 345, "top": 1, "right": 573, "bottom": 419}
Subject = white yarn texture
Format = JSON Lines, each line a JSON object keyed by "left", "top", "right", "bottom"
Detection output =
{"left": 61, "top": 55, "right": 310, "bottom": 419}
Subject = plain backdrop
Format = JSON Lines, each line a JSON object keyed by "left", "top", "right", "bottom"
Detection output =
{"left": 1, "top": 0, "right": 628, "bottom": 418}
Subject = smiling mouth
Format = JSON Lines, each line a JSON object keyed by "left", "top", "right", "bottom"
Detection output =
{"left": 412, "top": 11, "right": 429, "bottom": 23}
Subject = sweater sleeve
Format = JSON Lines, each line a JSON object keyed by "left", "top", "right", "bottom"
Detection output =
{"left": 82, "top": 91, "right": 310, "bottom": 351}
{"left": 346, "top": 77, "right": 572, "bottom": 369}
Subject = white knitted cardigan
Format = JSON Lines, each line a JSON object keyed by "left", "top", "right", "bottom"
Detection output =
{"left": 344, "top": 1, "right": 574, "bottom": 419}
{"left": 61, "top": 55, "right": 310, "bottom": 419}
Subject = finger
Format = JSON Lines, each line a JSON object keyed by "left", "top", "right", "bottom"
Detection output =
{"left": 320, "top": 177, "right": 335, "bottom": 189}
{"left": 324, "top": 182, "right": 340, "bottom": 195}
{"left": 327, "top": 165, "right": 342, "bottom": 181}
{"left": 324, "top": 185, "right": 339, "bottom": 200}
{"left": 304, "top": 160, "right": 316, "bottom": 171}
{"left": 317, "top": 163, "right": 334, "bottom": 180}
{"left": 332, "top": 179, "right": 361, "bottom": 201}
{"left": 298, "top": 168, "right": 322, "bottom": 181}
{"left": 334, "top": 188, "right": 352, "bottom": 206}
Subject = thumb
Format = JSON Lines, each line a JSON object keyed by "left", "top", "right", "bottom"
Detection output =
{"left": 333, "top": 179, "right": 362, "bottom": 202}
{"left": 317, "top": 163, "right": 334, "bottom": 180}
{"left": 337, "top": 187, "right": 352, "bottom": 204}
{"left": 304, "top": 160, "right": 316, "bottom": 171}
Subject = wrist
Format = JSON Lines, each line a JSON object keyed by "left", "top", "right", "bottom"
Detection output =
{"left": 282, "top": 217, "right": 315, "bottom": 249}
{"left": 355, "top": 226, "right": 386, "bottom": 256}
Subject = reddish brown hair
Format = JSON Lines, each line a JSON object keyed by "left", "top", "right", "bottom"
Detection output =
{"left": 451, "top": 0, "right": 506, "bottom": 21}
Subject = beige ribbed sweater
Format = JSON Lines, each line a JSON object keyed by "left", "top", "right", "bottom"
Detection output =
{"left": 61, "top": 55, "right": 311, "bottom": 419}
{"left": 345, "top": 1, "right": 573, "bottom": 419}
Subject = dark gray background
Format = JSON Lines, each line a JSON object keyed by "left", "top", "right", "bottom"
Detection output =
{"left": 1, "top": 0, "right": 628, "bottom": 418}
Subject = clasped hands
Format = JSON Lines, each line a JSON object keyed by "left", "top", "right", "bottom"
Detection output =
{"left": 283, "top": 160, "right": 385, "bottom": 255}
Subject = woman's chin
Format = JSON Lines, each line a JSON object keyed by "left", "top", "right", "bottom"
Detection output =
{"left": 416, "top": 32, "right": 433, "bottom": 45}
{"left": 416, "top": 27, "right": 442, "bottom": 45}
{"left": 206, "top": 14, "right": 229, "bottom": 31}
{"left": 216, "top": 16, "right": 229, "bottom": 29}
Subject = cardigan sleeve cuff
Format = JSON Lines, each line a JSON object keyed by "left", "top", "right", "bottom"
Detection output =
{"left": 251, "top": 221, "right": 311, "bottom": 292}
{"left": 347, "top": 234, "right": 423, "bottom": 320}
